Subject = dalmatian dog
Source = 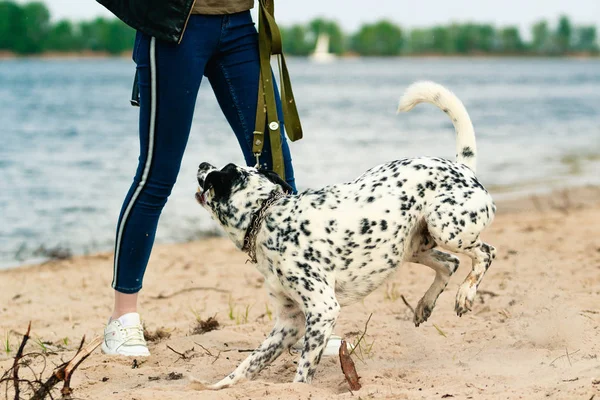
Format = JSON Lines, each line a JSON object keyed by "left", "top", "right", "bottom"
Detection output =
{"left": 195, "top": 81, "right": 496, "bottom": 389}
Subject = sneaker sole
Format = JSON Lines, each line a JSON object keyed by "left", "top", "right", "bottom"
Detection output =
{"left": 101, "top": 341, "right": 150, "bottom": 357}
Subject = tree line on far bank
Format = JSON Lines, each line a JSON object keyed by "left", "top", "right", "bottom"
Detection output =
{"left": 0, "top": 1, "right": 598, "bottom": 56}
{"left": 0, "top": 1, "right": 133, "bottom": 54}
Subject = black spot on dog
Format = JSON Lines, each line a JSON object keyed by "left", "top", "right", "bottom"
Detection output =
{"left": 360, "top": 219, "right": 370, "bottom": 235}
{"left": 300, "top": 220, "right": 311, "bottom": 236}
{"left": 380, "top": 220, "right": 388, "bottom": 231}
{"left": 461, "top": 147, "right": 475, "bottom": 158}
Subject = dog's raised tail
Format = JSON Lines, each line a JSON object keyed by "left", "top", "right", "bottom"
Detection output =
{"left": 398, "top": 81, "right": 477, "bottom": 172}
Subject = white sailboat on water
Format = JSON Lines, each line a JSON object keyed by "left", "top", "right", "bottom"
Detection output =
{"left": 309, "top": 33, "right": 336, "bottom": 63}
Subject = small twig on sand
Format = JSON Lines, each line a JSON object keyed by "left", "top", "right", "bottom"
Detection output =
{"left": 193, "top": 342, "right": 221, "bottom": 364}
{"left": 218, "top": 347, "right": 255, "bottom": 353}
{"left": 166, "top": 345, "right": 186, "bottom": 358}
{"left": 465, "top": 382, "right": 485, "bottom": 391}
{"left": 349, "top": 314, "right": 373, "bottom": 357}
{"left": 14, "top": 322, "right": 32, "bottom": 399}
{"left": 152, "top": 286, "right": 230, "bottom": 300}
{"left": 194, "top": 343, "right": 214, "bottom": 357}
{"left": 339, "top": 340, "right": 361, "bottom": 391}
{"left": 166, "top": 345, "right": 195, "bottom": 362}
{"left": 400, "top": 295, "right": 415, "bottom": 315}
{"left": 549, "top": 349, "right": 580, "bottom": 367}
{"left": 562, "top": 377, "right": 579, "bottom": 382}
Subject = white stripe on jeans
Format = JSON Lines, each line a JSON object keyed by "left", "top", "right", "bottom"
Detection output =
{"left": 112, "top": 37, "right": 157, "bottom": 289}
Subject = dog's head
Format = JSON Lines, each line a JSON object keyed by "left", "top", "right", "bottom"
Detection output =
{"left": 196, "top": 162, "right": 293, "bottom": 247}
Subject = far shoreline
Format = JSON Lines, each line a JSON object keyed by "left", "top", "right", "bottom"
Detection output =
{"left": 1, "top": 50, "right": 599, "bottom": 61}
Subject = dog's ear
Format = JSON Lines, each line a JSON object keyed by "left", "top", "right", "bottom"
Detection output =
{"left": 258, "top": 170, "right": 294, "bottom": 194}
{"left": 204, "top": 170, "right": 231, "bottom": 199}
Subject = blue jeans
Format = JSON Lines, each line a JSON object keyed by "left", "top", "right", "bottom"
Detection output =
{"left": 112, "top": 11, "right": 296, "bottom": 294}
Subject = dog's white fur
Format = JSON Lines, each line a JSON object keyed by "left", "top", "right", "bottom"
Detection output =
{"left": 195, "top": 81, "right": 496, "bottom": 389}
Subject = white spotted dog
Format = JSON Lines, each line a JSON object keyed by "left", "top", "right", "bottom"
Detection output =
{"left": 194, "top": 81, "right": 496, "bottom": 389}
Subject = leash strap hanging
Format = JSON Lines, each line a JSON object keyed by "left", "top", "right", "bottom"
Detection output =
{"left": 252, "top": 0, "right": 303, "bottom": 178}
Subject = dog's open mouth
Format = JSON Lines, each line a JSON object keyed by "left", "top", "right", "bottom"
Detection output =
{"left": 195, "top": 187, "right": 210, "bottom": 205}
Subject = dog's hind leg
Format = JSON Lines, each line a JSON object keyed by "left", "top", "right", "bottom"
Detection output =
{"left": 424, "top": 197, "right": 496, "bottom": 316}
{"left": 453, "top": 242, "right": 496, "bottom": 316}
{"left": 210, "top": 293, "right": 305, "bottom": 389}
{"left": 426, "top": 229, "right": 496, "bottom": 316}
{"left": 410, "top": 248, "right": 460, "bottom": 326}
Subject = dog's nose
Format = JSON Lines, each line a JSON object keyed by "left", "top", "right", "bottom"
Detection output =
{"left": 197, "top": 162, "right": 215, "bottom": 188}
{"left": 199, "top": 162, "right": 213, "bottom": 171}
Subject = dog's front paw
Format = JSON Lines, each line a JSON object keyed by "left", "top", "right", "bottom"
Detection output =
{"left": 455, "top": 284, "right": 476, "bottom": 316}
{"left": 413, "top": 299, "right": 433, "bottom": 327}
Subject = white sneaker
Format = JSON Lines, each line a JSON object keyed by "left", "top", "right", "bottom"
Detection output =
{"left": 101, "top": 312, "right": 150, "bottom": 356}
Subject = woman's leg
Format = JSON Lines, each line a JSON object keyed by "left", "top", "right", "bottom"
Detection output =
{"left": 109, "top": 18, "right": 221, "bottom": 325}
{"left": 204, "top": 11, "right": 297, "bottom": 192}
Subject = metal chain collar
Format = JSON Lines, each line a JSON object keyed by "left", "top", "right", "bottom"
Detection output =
{"left": 241, "top": 191, "right": 287, "bottom": 263}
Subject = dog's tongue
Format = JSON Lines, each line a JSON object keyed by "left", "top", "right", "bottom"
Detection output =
{"left": 195, "top": 187, "right": 204, "bottom": 203}
{"left": 195, "top": 188, "right": 209, "bottom": 205}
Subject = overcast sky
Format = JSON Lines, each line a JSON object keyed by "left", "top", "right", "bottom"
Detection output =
{"left": 21, "top": 0, "right": 600, "bottom": 36}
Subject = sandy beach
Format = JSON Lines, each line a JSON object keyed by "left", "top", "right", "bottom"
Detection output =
{"left": 1, "top": 186, "right": 599, "bottom": 400}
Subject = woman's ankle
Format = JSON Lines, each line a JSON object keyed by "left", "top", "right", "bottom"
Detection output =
{"left": 112, "top": 290, "right": 139, "bottom": 320}
{"left": 110, "top": 308, "right": 138, "bottom": 321}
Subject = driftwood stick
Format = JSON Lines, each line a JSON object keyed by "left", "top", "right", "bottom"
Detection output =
{"left": 61, "top": 336, "right": 102, "bottom": 397}
{"left": 339, "top": 340, "right": 361, "bottom": 391}
{"left": 30, "top": 336, "right": 102, "bottom": 400}
{"left": 30, "top": 371, "right": 61, "bottom": 400}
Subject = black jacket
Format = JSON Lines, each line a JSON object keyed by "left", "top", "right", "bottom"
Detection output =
{"left": 96, "top": 0, "right": 195, "bottom": 44}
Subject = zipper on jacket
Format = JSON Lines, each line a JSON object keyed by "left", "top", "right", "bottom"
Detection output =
{"left": 178, "top": 0, "right": 197, "bottom": 44}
